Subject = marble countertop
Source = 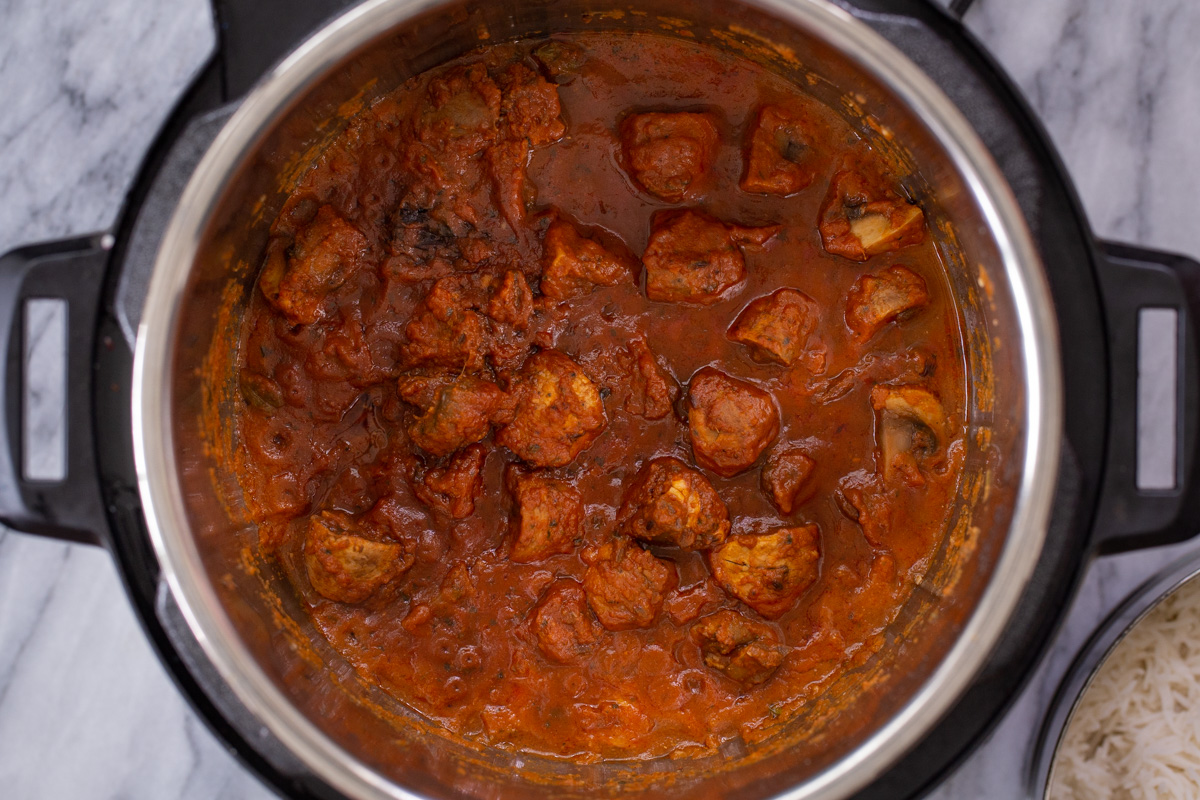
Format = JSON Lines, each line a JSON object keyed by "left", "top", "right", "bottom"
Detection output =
{"left": 2, "top": 0, "right": 1199, "bottom": 797}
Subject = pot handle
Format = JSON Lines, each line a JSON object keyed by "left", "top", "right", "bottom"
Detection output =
{"left": 1091, "top": 240, "right": 1200, "bottom": 554}
{"left": 0, "top": 235, "right": 111, "bottom": 546}
{"left": 211, "top": 0, "right": 355, "bottom": 101}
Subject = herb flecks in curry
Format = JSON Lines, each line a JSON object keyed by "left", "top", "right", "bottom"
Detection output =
{"left": 232, "top": 33, "right": 965, "bottom": 762}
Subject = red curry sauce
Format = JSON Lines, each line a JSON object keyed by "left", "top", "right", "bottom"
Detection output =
{"left": 232, "top": 33, "right": 966, "bottom": 762}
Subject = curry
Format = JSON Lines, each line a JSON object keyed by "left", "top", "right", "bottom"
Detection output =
{"left": 232, "top": 32, "right": 965, "bottom": 763}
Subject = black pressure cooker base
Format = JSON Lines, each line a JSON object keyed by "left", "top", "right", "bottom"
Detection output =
{"left": 23, "top": 0, "right": 1197, "bottom": 798}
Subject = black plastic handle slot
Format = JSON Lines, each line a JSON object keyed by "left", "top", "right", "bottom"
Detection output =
{"left": 1091, "top": 241, "right": 1200, "bottom": 554}
{"left": 0, "top": 236, "right": 111, "bottom": 546}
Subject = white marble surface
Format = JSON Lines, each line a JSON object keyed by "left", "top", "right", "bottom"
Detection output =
{"left": 1, "top": 0, "right": 1199, "bottom": 798}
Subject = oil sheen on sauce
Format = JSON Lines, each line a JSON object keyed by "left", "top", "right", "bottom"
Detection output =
{"left": 231, "top": 32, "right": 966, "bottom": 762}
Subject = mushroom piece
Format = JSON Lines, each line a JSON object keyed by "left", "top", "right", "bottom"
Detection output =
{"left": 871, "top": 384, "right": 948, "bottom": 485}
{"left": 845, "top": 265, "right": 929, "bottom": 343}
{"left": 708, "top": 525, "right": 820, "bottom": 619}
{"left": 617, "top": 457, "right": 730, "bottom": 550}
{"left": 507, "top": 467, "right": 585, "bottom": 562}
{"left": 496, "top": 349, "right": 608, "bottom": 468}
{"left": 848, "top": 205, "right": 925, "bottom": 257}
{"left": 540, "top": 219, "right": 635, "bottom": 300}
{"left": 304, "top": 511, "right": 414, "bottom": 604}
{"left": 819, "top": 169, "right": 925, "bottom": 261}
{"left": 620, "top": 112, "right": 720, "bottom": 202}
{"left": 692, "top": 609, "right": 788, "bottom": 685}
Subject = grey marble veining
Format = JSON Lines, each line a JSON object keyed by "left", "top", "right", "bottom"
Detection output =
{"left": 967, "top": 0, "right": 1200, "bottom": 255}
{"left": 0, "top": 0, "right": 214, "bottom": 249}
{"left": 1, "top": 0, "right": 1199, "bottom": 798}
{"left": 23, "top": 299, "right": 67, "bottom": 481}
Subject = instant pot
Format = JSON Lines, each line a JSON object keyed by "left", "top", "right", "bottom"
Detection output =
{"left": 3, "top": 0, "right": 1200, "bottom": 798}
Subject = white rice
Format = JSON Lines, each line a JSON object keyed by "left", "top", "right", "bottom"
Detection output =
{"left": 1049, "top": 574, "right": 1200, "bottom": 799}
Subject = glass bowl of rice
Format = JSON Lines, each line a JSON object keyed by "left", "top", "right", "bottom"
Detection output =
{"left": 1038, "top": 553, "right": 1200, "bottom": 799}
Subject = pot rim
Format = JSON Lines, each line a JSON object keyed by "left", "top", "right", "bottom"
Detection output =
{"left": 132, "top": 0, "right": 1064, "bottom": 798}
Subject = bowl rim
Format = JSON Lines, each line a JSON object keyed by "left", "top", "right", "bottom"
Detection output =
{"left": 1033, "top": 550, "right": 1200, "bottom": 798}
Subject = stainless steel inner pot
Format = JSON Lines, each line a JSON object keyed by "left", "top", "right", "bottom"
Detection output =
{"left": 132, "top": 0, "right": 1063, "bottom": 797}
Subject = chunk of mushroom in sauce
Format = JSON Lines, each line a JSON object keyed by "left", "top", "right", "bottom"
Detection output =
{"left": 709, "top": 525, "right": 821, "bottom": 619}
{"left": 304, "top": 511, "right": 414, "bottom": 604}
{"left": 819, "top": 169, "right": 925, "bottom": 261}
{"left": 618, "top": 457, "right": 731, "bottom": 550}
{"left": 687, "top": 368, "right": 780, "bottom": 477}
{"left": 507, "top": 467, "right": 585, "bottom": 562}
{"left": 620, "top": 111, "right": 720, "bottom": 202}
{"left": 692, "top": 609, "right": 788, "bottom": 685}
{"left": 642, "top": 210, "right": 780, "bottom": 305}
{"left": 872, "top": 384, "right": 949, "bottom": 486}
{"left": 845, "top": 265, "right": 929, "bottom": 343}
